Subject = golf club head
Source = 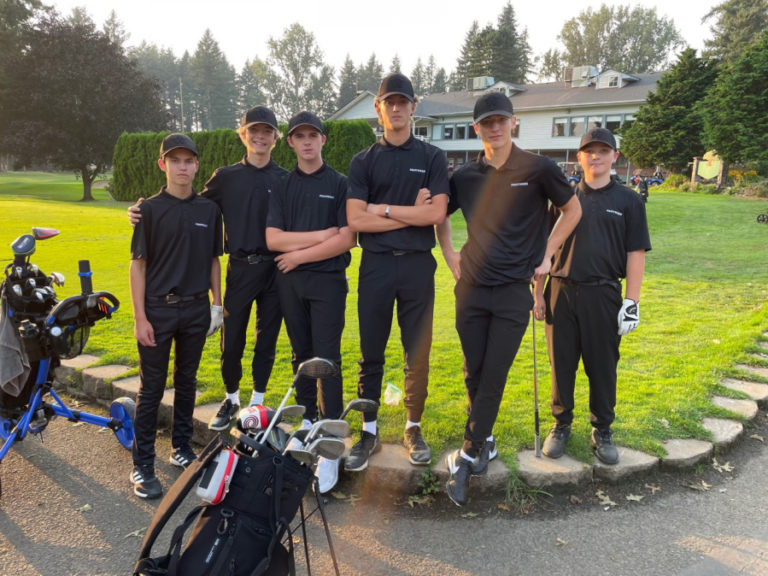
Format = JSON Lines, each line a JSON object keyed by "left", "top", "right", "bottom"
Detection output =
{"left": 274, "top": 404, "right": 306, "bottom": 424}
{"left": 306, "top": 436, "right": 346, "bottom": 460}
{"left": 285, "top": 448, "right": 317, "bottom": 468}
{"left": 49, "top": 272, "right": 65, "bottom": 287}
{"left": 305, "top": 419, "right": 350, "bottom": 444}
{"left": 295, "top": 357, "right": 339, "bottom": 380}
{"left": 340, "top": 398, "right": 379, "bottom": 419}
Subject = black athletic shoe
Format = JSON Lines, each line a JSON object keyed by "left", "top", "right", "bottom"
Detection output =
{"left": 591, "top": 428, "right": 619, "bottom": 465}
{"left": 130, "top": 464, "right": 162, "bottom": 499}
{"left": 470, "top": 438, "right": 498, "bottom": 476}
{"left": 344, "top": 431, "right": 380, "bottom": 472}
{"left": 445, "top": 450, "right": 473, "bottom": 506}
{"left": 403, "top": 426, "right": 431, "bottom": 465}
{"left": 542, "top": 424, "right": 572, "bottom": 459}
{"left": 209, "top": 399, "right": 239, "bottom": 431}
{"left": 169, "top": 445, "right": 197, "bottom": 469}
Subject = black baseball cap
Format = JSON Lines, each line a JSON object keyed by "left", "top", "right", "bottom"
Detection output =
{"left": 160, "top": 133, "right": 198, "bottom": 158}
{"left": 473, "top": 92, "right": 514, "bottom": 122}
{"left": 579, "top": 127, "right": 617, "bottom": 151}
{"left": 287, "top": 111, "right": 325, "bottom": 136}
{"left": 377, "top": 73, "right": 415, "bottom": 102}
{"left": 240, "top": 106, "right": 278, "bottom": 131}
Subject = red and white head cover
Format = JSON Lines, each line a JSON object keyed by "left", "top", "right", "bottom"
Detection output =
{"left": 237, "top": 405, "right": 274, "bottom": 432}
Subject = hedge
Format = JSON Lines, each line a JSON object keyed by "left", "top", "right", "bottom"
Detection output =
{"left": 110, "top": 120, "right": 376, "bottom": 201}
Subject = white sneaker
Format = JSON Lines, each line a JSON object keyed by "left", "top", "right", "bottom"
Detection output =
{"left": 315, "top": 456, "right": 340, "bottom": 494}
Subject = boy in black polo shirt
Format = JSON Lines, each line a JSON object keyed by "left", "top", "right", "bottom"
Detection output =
{"left": 129, "top": 107, "right": 288, "bottom": 431}
{"left": 266, "top": 111, "right": 355, "bottom": 493}
{"left": 537, "top": 127, "right": 651, "bottom": 465}
{"left": 437, "top": 93, "right": 581, "bottom": 506}
{"left": 345, "top": 73, "right": 449, "bottom": 472}
{"left": 129, "top": 134, "right": 223, "bottom": 499}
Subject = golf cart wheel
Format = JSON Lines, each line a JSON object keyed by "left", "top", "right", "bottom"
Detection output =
{"left": 758, "top": 213, "right": 768, "bottom": 223}
{"left": 110, "top": 397, "right": 135, "bottom": 450}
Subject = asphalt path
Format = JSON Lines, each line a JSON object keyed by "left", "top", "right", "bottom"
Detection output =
{"left": 1, "top": 401, "right": 767, "bottom": 575}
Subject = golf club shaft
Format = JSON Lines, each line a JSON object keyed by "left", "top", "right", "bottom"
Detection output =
{"left": 532, "top": 305, "right": 541, "bottom": 457}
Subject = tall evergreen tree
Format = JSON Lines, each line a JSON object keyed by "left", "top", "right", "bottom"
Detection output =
{"left": 357, "top": 53, "right": 383, "bottom": 93}
{"left": 129, "top": 41, "right": 183, "bottom": 130}
{"left": 336, "top": 55, "right": 358, "bottom": 109}
{"left": 620, "top": 48, "right": 717, "bottom": 173}
{"left": 491, "top": 2, "right": 531, "bottom": 83}
{"left": 411, "top": 57, "right": 426, "bottom": 96}
{"left": 237, "top": 57, "right": 269, "bottom": 118}
{"left": 389, "top": 54, "right": 402, "bottom": 74}
{"left": 432, "top": 67, "right": 448, "bottom": 93}
{"left": 190, "top": 29, "right": 238, "bottom": 129}
{"left": 702, "top": 32, "right": 768, "bottom": 166}
{"left": 703, "top": 0, "right": 768, "bottom": 63}
{"left": 102, "top": 9, "right": 128, "bottom": 49}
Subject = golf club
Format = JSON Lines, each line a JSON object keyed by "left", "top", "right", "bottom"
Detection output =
{"left": 531, "top": 299, "right": 541, "bottom": 458}
{"left": 285, "top": 448, "right": 316, "bottom": 468}
{"left": 258, "top": 357, "right": 338, "bottom": 445}
{"left": 339, "top": 398, "right": 378, "bottom": 420}
{"left": 303, "top": 420, "right": 350, "bottom": 445}
{"left": 306, "top": 436, "right": 346, "bottom": 460}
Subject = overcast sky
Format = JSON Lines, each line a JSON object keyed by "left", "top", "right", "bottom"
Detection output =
{"left": 48, "top": 0, "right": 718, "bottom": 74}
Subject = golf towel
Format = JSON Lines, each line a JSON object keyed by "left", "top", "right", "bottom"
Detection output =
{"left": 0, "top": 299, "right": 30, "bottom": 397}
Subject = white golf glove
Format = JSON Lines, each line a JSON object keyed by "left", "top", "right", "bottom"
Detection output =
{"left": 207, "top": 305, "right": 224, "bottom": 337}
{"left": 617, "top": 299, "right": 639, "bottom": 336}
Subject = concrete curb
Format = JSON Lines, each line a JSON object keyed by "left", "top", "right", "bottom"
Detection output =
{"left": 54, "top": 352, "right": 767, "bottom": 496}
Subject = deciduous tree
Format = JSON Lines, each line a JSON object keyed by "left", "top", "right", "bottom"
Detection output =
{"left": 702, "top": 0, "right": 768, "bottom": 63}
{"left": 0, "top": 12, "right": 167, "bottom": 200}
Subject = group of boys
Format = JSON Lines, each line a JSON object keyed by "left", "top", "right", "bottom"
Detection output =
{"left": 128, "top": 72, "right": 650, "bottom": 507}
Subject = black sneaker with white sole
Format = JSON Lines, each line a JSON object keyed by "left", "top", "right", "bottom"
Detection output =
{"left": 470, "top": 438, "right": 498, "bottom": 476}
{"left": 169, "top": 445, "right": 197, "bottom": 469}
{"left": 343, "top": 431, "right": 380, "bottom": 472}
{"left": 209, "top": 399, "right": 239, "bottom": 431}
{"left": 130, "top": 464, "right": 162, "bottom": 499}
{"left": 445, "top": 450, "right": 473, "bottom": 506}
{"left": 542, "top": 424, "right": 572, "bottom": 459}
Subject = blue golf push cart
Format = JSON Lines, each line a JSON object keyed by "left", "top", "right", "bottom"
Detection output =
{"left": 0, "top": 227, "right": 135, "bottom": 498}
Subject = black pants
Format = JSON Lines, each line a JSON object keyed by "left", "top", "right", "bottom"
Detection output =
{"left": 357, "top": 250, "right": 435, "bottom": 423}
{"left": 455, "top": 279, "right": 531, "bottom": 456}
{"left": 276, "top": 269, "right": 346, "bottom": 421}
{"left": 544, "top": 278, "right": 622, "bottom": 429}
{"left": 220, "top": 260, "right": 282, "bottom": 395}
{"left": 133, "top": 299, "right": 208, "bottom": 467}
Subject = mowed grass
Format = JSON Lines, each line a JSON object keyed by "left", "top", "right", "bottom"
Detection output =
{"left": 2, "top": 172, "right": 768, "bottom": 468}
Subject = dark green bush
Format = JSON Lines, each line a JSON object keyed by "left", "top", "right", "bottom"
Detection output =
{"left": 111, "top": 120, "right": 376, "bottom": 202}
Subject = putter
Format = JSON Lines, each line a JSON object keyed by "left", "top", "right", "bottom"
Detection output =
{"left": 532, "top": 305, "right": 542, "bottom": 458}
{"left": 258, "top": 357, "right": 338, "bottom": 444}
{"left": 339, "top": 398, "right": 378, "bottom": 420}
{"left": 306, "top": 436, "right": 346, "bottom": 460}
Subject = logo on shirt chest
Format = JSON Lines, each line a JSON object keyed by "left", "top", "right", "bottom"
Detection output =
{"left": 409, "top": 168, "right": 426, "bottom": 174}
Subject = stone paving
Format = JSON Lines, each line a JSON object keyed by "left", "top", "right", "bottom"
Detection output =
{"left": 54, "top": 336, "right": 768, "bottom": 493}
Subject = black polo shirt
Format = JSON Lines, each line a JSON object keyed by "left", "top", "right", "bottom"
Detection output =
{"left": 348, "top": 135, "right": 449, "bottom": 253}
{"left": 202, "top": 157, "right": 288, "bottom": 258}
{"left": 551, "top": 180, "right": 651, "bottom": 282}
{"left": 131, "top": 188, "right": 223, "bottom": 297}
{"left": 448, "top": 145, "right": 574, "bottom": 285}
{"left": 266, "top": 163, "right": 351, "bottom": 273}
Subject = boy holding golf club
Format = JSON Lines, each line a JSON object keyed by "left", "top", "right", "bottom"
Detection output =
{"left": 129, "top": 133, "right": 223, "bottom": 499}
{"left": 536, "top": 127, "right": 651, "bottom": 465}
{"left": 436, "top": 92, "right": 581, "bottom": 506}
{"left": 266, "top": 111, "right": 355, "bottom": 493}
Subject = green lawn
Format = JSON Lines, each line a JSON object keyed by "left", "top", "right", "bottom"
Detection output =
{"left": 2, "top": 172, "right": 768, "bottom": 468}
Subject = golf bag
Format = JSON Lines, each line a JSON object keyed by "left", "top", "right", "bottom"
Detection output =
{"left": 134, "top": 433, "right": 314, "bottom": 576}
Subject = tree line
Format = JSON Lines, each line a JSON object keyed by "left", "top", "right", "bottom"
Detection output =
{"left": 0, "top": 0, "right": 766, "bottom": 200}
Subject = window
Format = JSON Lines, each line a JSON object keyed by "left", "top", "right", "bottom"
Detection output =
{"left": 456, "top": 125, "right": 466, "bottom": 140}
{"left": 608, "top": 75, "right": 619, "bottom": 87}
{"left": 569, "top": 117, "right": 585, "bottom": 137}
{"left": 587, "top": 116, "right": 603, "bottom": 130}
{"left": 444, "top": 125, "right": 454, "bottom": 140}
{"left": 512, "top": 119, "right": 520, "bottom": 139}
{"left": 553, "top": 117, "right": 567, "bottom": 137}
{"left": 468, "top": 124, "right": 477, "bottom": 139}
{"left": 623, "top": 114, "right": 635, "bottom": 129}
{"left": 606, "top": 115, "right": 622, "bottom": 132}
{"left": 414, "top": 126, "right": 428, "bottom": 139}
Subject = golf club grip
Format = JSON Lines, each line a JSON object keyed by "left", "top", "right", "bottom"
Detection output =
{"left": 78, "top": 260, "right": 93, "bottom": 295}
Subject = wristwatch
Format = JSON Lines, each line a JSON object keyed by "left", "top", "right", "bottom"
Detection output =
{"left": 384, "top": 205, "right": 390, "bottom": 219}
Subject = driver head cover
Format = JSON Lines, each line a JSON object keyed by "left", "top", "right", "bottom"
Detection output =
{"left": 237, "top": 405, "right": 275, "bottom": 432}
